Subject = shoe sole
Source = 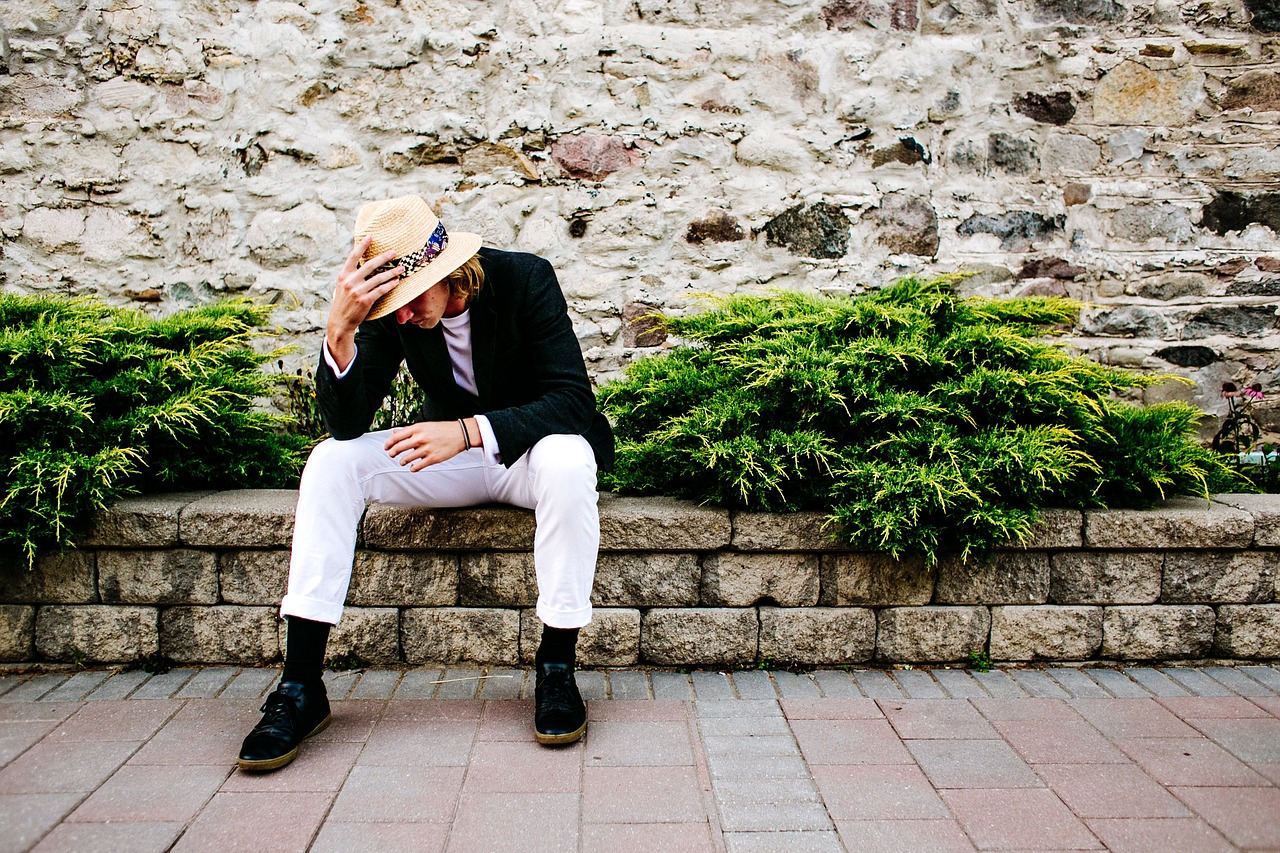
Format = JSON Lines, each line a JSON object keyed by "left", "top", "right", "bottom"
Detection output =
{"left": 535, "top": 718, "right": 587, "bottom": 746}
{"left": 236, "top": 713, "right": 333, "bottom": 772}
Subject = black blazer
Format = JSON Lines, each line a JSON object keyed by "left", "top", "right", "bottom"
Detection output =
{"left": 315, "top": 246, "right": 614, "bottom": 471}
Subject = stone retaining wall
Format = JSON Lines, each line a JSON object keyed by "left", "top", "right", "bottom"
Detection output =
{"left": 2, "top": 491, "right": 1278, "bottom": 666}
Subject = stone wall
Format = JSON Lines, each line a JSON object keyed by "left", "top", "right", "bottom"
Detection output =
{"left": 2, "top": 1, "right": 1279, "bottom": 425}
{"left": 2, "top": 490, "right": 1277, "bottom": 666}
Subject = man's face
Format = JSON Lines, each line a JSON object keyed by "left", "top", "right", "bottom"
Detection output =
{"left": 394, "top": 282, "right": 450, "bottom": 328}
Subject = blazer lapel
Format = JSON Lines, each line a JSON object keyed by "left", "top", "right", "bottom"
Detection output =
{"left": 470, "top": 286, "right": 498, "bottom": 407}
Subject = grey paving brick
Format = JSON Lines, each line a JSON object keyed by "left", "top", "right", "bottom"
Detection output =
{"left": 932, "top": 668, "right": 990, "bottom": 699}
{"left": 714, "top": 774, "right": 823, "bottom": 804}
{"left": 607, "top": 669, "right": 650, "bottom": 701}
{"left": 892, "top": 669, "right": 947, "bottom": 699}
{"left": 129, "top": 668, "right": 196, "bottom": 700}
{"left": 322, "top": 669, "right": 361, "bottom": 699}
{"left": 394, "top": 667, "right": 444, "bottom": 699}
{"left": 0, "top": 675, "right": 23, "bottom": 698}
{"left": 724, "top": 831, "right": 844, "bottom": 853}
{"left": 1202, "top": 666, "right": 1275, "bottom": 697}
{"left": 718, "top": 800, "right": 833, "bottom": 832}
{"left": 1160, "top": 667, "right": 1233, "bottom": 697}
{"left": 84, "top": 669, "right": 150, "bottom": 700}
{"left": 699, "top": 715, "right": 793, "bottom": 738}
{"left": 1240, "top": 665, "right": 1280, "bottom": 693}
{"left": 969, "top": 670, "right": 1029, "bottom": 698}
{"left": 1123, "top": 667, "right": 1192, "bottom": 697}
{"left": 174, "top": 666, "right": 237, "bottom": 698}
{"left": 1083, "top": 668, "right": 1152, "bottom": 698}
{"left": 435, "top": 668, "right": 482, "bottom": 699}
{"left": 771, "top": 671, "right": 821, "bottom": 699}
{"left": 1005, "top": 670, "right": 1071, "bottom": 699}
{"left": 812, "top": 669, "right": 861, "bottom": 698}
{"left": 850, "top": 670, "right": 906, "bottom": 699}
{"left": 733, "top": 670, "right": 778, "bottom": 700}
{"left": 692, "top": 671, "right": 735, "bottom": 701}
{"left": 1, "top": 674, "right": 68, "bottom": 702}
{"left": 697, "top": 700, "right": 783, "bottom": 720}
{"left": 351, "top": 668, "right": 403, "bottom": 699}
{"left": 41, "top": 670, "right": 112, "bottom": 702}
{"left": 220, "top": 667, "right": 278, "bottom": 700}
{"left": 476, "top": 669, "right": 524, "bottom": 700}
{"left": 1044, "top": 668, "right": 1110, "bottom": 698}
{"left": 704, "top": 734, "right": 802, "bottom": 758}
{"left": 651, "top": 671, "right": 693, "bottom": 701}
{"left": 576, "top": 669, "right": 606, "bottom": 701}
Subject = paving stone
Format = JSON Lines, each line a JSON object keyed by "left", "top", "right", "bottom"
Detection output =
{"left": 84, "top": 669, "right": 151, "bottom": 700}
{"left": 1037, "top": 763, "right": 1193, "bottom": 818}
{"left": 583, "top": 823, "right": 718, "bottom": 853}
{"left": 1240, "top": 665, "right": 1280, "bottom": 693}
{"left": 704, "top": 734, "right": 800, "bottom": 758}
{"left": 771, "top": 671, "right": 820, "bottom": 699}
{"left": 173, "top": 791, "right": 335, "bottom": 851}
{"left": 1123, "top": 667, "right": 1192, "bottom": 697}
{"left": 940, "top": 788, "right": 1100, "bottom": 850}
{"left": 691, "top": 671, "right": 735, "bottom": 700}
{"left": 1114, "top": 736, "right": 1271, "bottom": 787}
{"left": 1044, "top": 667, "right": 1111, "bottom": 698}
{"left": 583, "top": 765, "right": 708, "bottom": 823}
{"left": 0, "top": 739, "right": 137, "bottom": 793}
{"left": 931, "top": 669, "right": 990, "bottom": 699}
{"left": 1086, "top": 668, "right": 1153, "bottom": 698}
{"left": 1068, "top": 698, "right": 1200, "bottom": 738}
{"left": 321, "top": 670, "right": 359, "bottom": 700}
{"left": 780, "top": 698, "right": 881, "bottom": 720}
{"left": 585, "top": 720, "right": 694, "bottom": 766}
{"left": 1084, "top": 817, "right": 1240, "bottom": 853}
{"left": 812, "top": 670, "right": 860, "bottom": 698}
{"left": 1189, "top": 717, "right": 1280, "bottom": 764}
{"left": 67, "top": 764, "right": 228, "bottom": 823}
{"left": 1156, "top": 696, "right": 1272, "bottom": 720}
{"left": 651, "top": 671, "right": 693, "bottom": 701}
{"left": 699, "top": 715, "right": 793, "bottom": 737}
{"left": 475, "top": 668, "right": 524, "bottom": 700}
{"left": 577, "top": 669, "right": 606, "bottom": 701}
{"left": 1171, "top": 787, "right": 1280, "bottom": 850}
{"left": 811, "top": 764, "right": 950, "bottom": 820}
{"left": 791, "top": 718, "right": 913, "bottom": 765}
{"left": 350, "top": 668, "right": 402, "bottom": 699}
{"left": 173, "top": 666, "right": 237, "bottom": 698}
{"left": 435, "top": 668, "right": 481, "bottom": 699}
{"left": 327, "top": 764, "right": 465, "bottom": 821}
{"left": 850, "top": 670, "right": 906, "bottom": 699}
{"left": 606, "top": 669, "right": 650, "bottom": 700}
{"left": 220, "top": 668, "right": 278, "bottom": 700}
{"left": 1006, "top": 669, "right": 1072, "bottom": 699}
{"left": 908, "top": 738, "right": 1042, "bottom": 788}
{"left": 466, "top": 739, "right": 583, "bottom": 793}
{"left": 0, "top": 675, "right": 21, "bottom": 698}
{"left": 731, "top": 670, "right": 777, "bottom": 700}
{"left": 1161, "top": 667, "right": 1234, "bottom": 697}
{"left": 969, "top": 670, "right": 1029, "bottom": 698}
{"left": 1202, "top": 666, "right": 1276, "bottom": 697}
{"left": 312, "top": 822, "right": 449, "bottom": 852}
{"left": 0, "top": 793, "right": 85, "bottom": 853}
{"left": 992, "top": 718, "right": 1129, "bottom": 764}
{"left": 718, "top": 799, "right": 833, "bottom": 832}
{"left": 890, "top": 670, "right": 947, "bottom": 699}
{"left": 697, "top": 700, "right": 784, "bottom": 720}
{"left": 833, "top": 819, "right": 975, "bottom": 853}
{"left": 40, "top": 670, "right": 111, "bottom": 702}
{"left": 131, "top": 668, "right": 197, "bottom": 699}
{"left": 32, "top": 822, "right": 184, "bottom": 853}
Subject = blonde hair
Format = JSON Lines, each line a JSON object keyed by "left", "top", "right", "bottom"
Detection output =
{"left": 444, "top": 254, "right": 484, "bottom": 303}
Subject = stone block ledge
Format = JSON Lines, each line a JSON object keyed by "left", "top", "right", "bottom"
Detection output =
{"left": 1, "top": 492, "right": 1276, "bottom": 666}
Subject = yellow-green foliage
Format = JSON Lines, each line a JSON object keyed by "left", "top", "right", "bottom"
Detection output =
{"left": 0, "top": 295, "right": 308, "bottom": 567}
{"left": 599, "top": 277, "right": 1241, "bottom": 563}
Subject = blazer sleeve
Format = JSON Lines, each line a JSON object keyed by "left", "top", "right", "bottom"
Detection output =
{"left": 313, "top": 319, "right": 404, "bottom": 440}
{"left": 483, "top": 258, "right": 598, "bottom": 465}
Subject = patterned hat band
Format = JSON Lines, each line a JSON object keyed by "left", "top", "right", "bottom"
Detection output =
{"left": 372, "top": 221, "right": 448, "bottom": 278}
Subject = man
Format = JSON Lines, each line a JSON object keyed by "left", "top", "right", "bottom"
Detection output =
{"left": 238, "top": 195, "right": 613, "bottom": 771}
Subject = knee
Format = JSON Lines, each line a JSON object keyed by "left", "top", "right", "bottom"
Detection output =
{"left": 528, "top": 435, "right": 598, "bottom": 496}
{"left": 300, "top": 437, "right": 365, "bottom": 485}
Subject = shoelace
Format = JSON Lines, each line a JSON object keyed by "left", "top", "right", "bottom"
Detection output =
{"left": 538, "top": 671, "right": 579, "bottom": 714}
{"left": 256, "top": 690, "right": 300, "bottom": 732}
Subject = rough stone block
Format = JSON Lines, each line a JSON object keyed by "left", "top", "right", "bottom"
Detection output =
{"left": 36, "top": 605, "right": 158, "bottom": 663}
{"left": 1162, "top": 551, "right": 1274, "bottom": 603}
{"left": 459, "top": 553, "right": 535, "bottom": 606}
{"left": 362, "top": 505, "right": 535, "bottom": 550}
{"left": 518, "top": 607, "right": 640, "bottom": 666}
{"left": 994, "top": 509, "right": 1084, "bottom": 549}
{"left": 161, "top": 606, "right": 280, "bottom": 664}
{"left": 401, "top": 608, "right": 519, "bottom": 664}
{"left": 989, "top": 606, "right": 1103, "bottom": 661}
{"left": 325, "top": 607, "right": 400, "bottom": 665}
{"left": 1214, "top": 605, "right": 1280, "bottom": 659}
{"left": 936, "top": 552, "right": 1050, "bottom": 605}
{"left": 0, "top": 605, "right": 35, "bottom": 661}
{"left": 0, "top": 551, "right": 96, "bottom": 604}
{"left": 350, "top": 551, "right": 458, "bottom": 606}
{"left": 220, "top": 550, "right": 289, "bottom": 605}
{"left": 819, "top": 554, "right": 934, "bottom": 606}
{"left": 758, "top": 607, "right": 875, "bottom": 665}
{"left": 1084, "top": 498, "right": 1253, "bottom": 549}
{"left": 1101, "top": 606, "right": 1215, "bottom": 660}
{"left": 593, "top": 553, "right": 700, "bottom": 607}
{"left": 98, "top": 549, "right": 218, "bottom": 604}
{"left": 1050, "top": 552, "right": 1162, "bottom": 604}
{"left": 599, "top": 494, "right": 731, "bottom": 550}
{"left": 641, "top": 608, "right": 758, "bottom": 667}
{"left": 1213, "top": 494, "right": 1280, "bottom": 547}
{"left": 876, "top": 607, "right": 990, "bottom": 663}
{"left": 731, "top": 511, "right": 847, "bottom": 550}
{"left": 83, "top": 492, "right": 212, "bottom": 547}
{"left": 701, "top": 553, "right": 819, "bottom": 607}
{"left": 180, "top": 490, "right": 298, "bottom": 547}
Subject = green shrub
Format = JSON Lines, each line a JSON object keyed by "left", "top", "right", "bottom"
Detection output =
{"left": 598, "top": 276, "right": 1244, "bottom": 563}
{"left": 0, "top": 294, "right": 309, "bottom": 567}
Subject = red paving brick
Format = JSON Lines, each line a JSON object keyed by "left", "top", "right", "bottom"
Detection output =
{"left": 1171, "top": 786, "right": 1280, "bottom": 849}
{"left": 0, "top": 740, "right": 136, "bottom": 793}
{"left": 834, "top": 818, "right": 976, "bottom": 852}
{"left": 309, "top": 699, "right": 385, "bottom": 743}
{"left": 992, "top": 718, "right": 1129, "bottom": 765}
{"left": 45, "top": 700, "right": 180, "bottom": 742}
{"left": 1250, "top": 695, "right": 1280, "bottom": 717}
{"left": 810, "top": 764, "right": 950, "bottom": 820}
{"left": 474, "top": 700, "right": 534, "bottom": 741}
{"left": 941, "top": 788, "right": 1103, "bottom": 850}
{"left": 1114, "top": 737, "right": 1272, "bottom": 787}
{"left": 1067, "top": 698, "right": 1201, "bottom": 739}
{"left": 381, "top": 699, "right": 484, "bottom": 722}
{"left": 357, "top": 720, "right": 478, "bottom": 766}
{"left": 781, "top": 698, "right": 883, "bottom": 720}
{"left": 327, "top": 765, "right": 465, "bottom": 823}
{"left": 1187, "top": 716, "right": 1280, "bottom": 764}
{"left": 30, "top": 821, "right": 183, "bottom": 853}
{"left": 880, "top": 699, "right": 999, "bottom": 740}
{"left": 0, "top": 792, "right": 84, "bottom": 852}
{"left": 0, "top": 703, "right": 82, "bottom": 723}
{"left": 464, "top": 740, "right": 583, "bottom": 792}
{"left": 1035, "top": 764, "right": 1193, "bottom": 819}
{"left": 220, "top": 742, "right": 361, "bottom": 793}
{"left": 171, "top": 791, "right": 333, "bottom": 852}
{"left": 582, "top": 765, "right": 709, "bottom": 823}
{"left": 1157, "top": 696, "right": 1272, "bottom": 719}
{"left": 583, "top": 721, "right": 695, "bottom": 766}
{"left": 67, "top": 765, "right": 228, "bottom": 823}
{"left": 790, "top": 718, "right": 914, "bottom": 765}
{"left": 971, "top": 698, "right": 1081, "bottom": 722}
{"left": 1084, "top": 817, "right": 1237, "bottom": 853}
{"left": 447, "top": 791, "right": 578, "bottom": 852}
{"left": 581, "top": 821, "right": 717, "bottom": 853}
{"left": 312, "top": 821, "right": 448, "bottom": 852}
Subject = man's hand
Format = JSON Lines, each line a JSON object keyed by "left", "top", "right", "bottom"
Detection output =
{"left": 385, "top": 420, "right": 477, "bottom": 472}
{"left": 327, "top": 236, "right": 403, "bottom": 371}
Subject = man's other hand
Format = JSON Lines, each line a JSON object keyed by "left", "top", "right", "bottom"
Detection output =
{"left": 326, "top": 236, "right": 403, "bottom": 370}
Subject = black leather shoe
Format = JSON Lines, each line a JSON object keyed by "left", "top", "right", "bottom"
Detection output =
{"left": 534, "top": 662, "right": 587, "bottom": 745}
{"left": 237, "top": 680, "right": 332, "bottom": 772}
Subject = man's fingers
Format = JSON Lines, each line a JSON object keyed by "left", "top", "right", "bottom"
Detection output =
{"left": 342, "top": 236, "right": 372, "bottom": 274}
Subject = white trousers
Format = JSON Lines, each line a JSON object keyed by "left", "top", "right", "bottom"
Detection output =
{"left": 279, "top": 430, "right": 599, "bottom": 629}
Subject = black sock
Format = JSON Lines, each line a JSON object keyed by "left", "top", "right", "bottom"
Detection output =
{"left": 281, "top": 616, "right": 331, "bottom": 687}
{"left": 535, "top": 625, "right": 579, "bottom": 666}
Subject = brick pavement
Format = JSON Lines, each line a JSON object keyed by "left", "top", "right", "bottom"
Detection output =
{"left": 0, "top": 665, "right": 1277, "bottom": 852}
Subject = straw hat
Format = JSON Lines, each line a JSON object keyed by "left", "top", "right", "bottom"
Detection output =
{"left": 354, "top": 196, "right": 483, "bottom": 321}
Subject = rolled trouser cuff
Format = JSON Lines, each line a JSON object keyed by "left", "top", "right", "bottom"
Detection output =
{"left": 537, "top": 601, "right": 592, "bottom": 630}
{"left": 280, "top": 594, "right": 343, "bottom": 626}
